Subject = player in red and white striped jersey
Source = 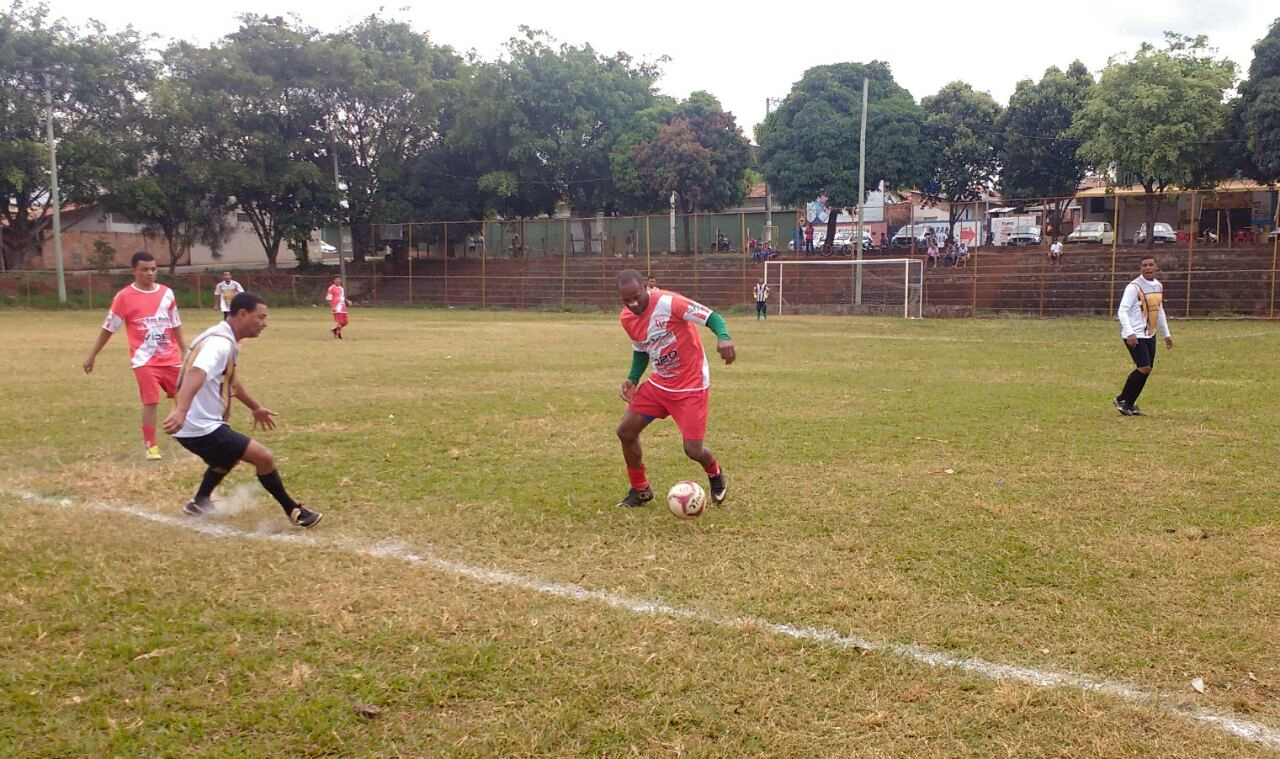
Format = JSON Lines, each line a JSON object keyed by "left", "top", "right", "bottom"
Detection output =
{"left": 615, "top": 269, "right": 735, "bottom": 509}
{"left": 83, "top": 252, "right": 187, "bottom": 460}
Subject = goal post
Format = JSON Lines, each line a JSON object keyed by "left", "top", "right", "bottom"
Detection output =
{"left": 762, "top": 258, "right": 924, "bottom": 318}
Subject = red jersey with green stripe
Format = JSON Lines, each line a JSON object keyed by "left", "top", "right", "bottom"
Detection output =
{"left": 620, "top": 289, "right": 713, "bottom": 393}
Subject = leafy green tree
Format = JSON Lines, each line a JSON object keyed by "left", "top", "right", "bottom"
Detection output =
{"left": 996, "top": 62, "right": 1093, "bottom": 239}
{"left": 1238, "top": 17, "right": 1280, "bottom": 182}
{"left": 325, "top": 16, "right": 463, "bottom": 258}
{"left": 757, "top": 61, "right": 930, "bottom": 248}
{"left": 624, "top": 92, "right": 751, "bottom": 248}
{"left": 104, "top": 60, "right": 235, "bottom": 274}
{"left": 922, "top": 82, "right": 1003, "bottom": 232}
{"left": 0, "top": 1, "right": 153, "bottom": 270}
{"left": 179, "top": 16, "right": 336, "bottom": 269}
{"left": 497, "top": 29, "right": 661, "bottom": 252}
{"left": 1075, "top": 33, "right": 1236, "bottom": 248}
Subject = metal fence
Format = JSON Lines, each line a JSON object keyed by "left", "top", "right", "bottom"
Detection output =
{"left": 6, "top": 243, "right": 1280, "bottom": 318}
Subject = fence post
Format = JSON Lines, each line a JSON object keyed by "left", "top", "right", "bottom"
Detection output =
{"left": 740, "top": 211, "right": 747, "bottom": 306}
{"left": 1109, "top": 194, "right": 1119, "bottom": 313}
{"left": 481, "top": 240, "right": 486, "bottom": 308}
{"left": 1271, "top": 199, "right": 1279, "bottom": 318}
{"left": 645, "top": 214, "right": 651, "bottom": 272}
{"left": 87, "top": 274, "right": 93, "bottom": 311}
{"left": 195, "top": 274, "right": 203, "bottom": 310}
{"left": 561, "top": 219, "right": 567, "bottom": 310}
{"left": 971, "top": 201, "right": 979, "bottom": 316}
{"left": 1186, "top": 192, "right": 1196, "bottom": 318}
{"left": 444, "top": 235, "right": 449, "bottom": 307}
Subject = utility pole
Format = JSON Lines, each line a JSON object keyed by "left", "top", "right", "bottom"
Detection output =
{"left": 330, "top": 126, "right": 347, "bottom": 288}
{"left": 669, "top": 191, "right": 677, "bottom": 253}
{"left": 763, "top": 97, "right": 781, "bottom": 246}
{"left": 45, "top": 73, "right": 66, "bottom": 304}
{"left": 854, "top": 77, "right": 868, "bottom": 306}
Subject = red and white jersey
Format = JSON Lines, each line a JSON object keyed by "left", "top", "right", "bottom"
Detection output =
{"left": 326, "top": 284, "right": 347, "bottom": 313}
{"left": 102, "top": 283, "right": 183, "bottom": 368}
{"left": 620, "top": 289, "right": 713, "bottom": 393}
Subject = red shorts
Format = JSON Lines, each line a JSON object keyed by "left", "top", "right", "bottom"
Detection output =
{"left": 332, "top": 312, "right": 349, "bottom": 326}
{"left": 133, "top": 364, "right": 180, "bottom": 405}
{"left": 628, "top": 382, "right": 710, "bottom": 440}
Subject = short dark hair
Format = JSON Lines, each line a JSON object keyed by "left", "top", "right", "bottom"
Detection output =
{"left": 1140, "top": 255, "right": 1157, "bottom": 264}
{"left": 228, "top": 291, "right": 266, "bottom": 316}
{"left": 617, "top": 269, "right": 644, "bottom": 287}
{"left": 131, "top": 251, "right": 155, "bottom": 268}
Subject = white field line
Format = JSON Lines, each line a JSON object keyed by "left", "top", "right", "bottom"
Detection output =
{"left": 4, "top": 487, "right": 1279, "bottom": 751}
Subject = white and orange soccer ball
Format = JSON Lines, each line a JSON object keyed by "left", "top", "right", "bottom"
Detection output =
{"left": 666, "top": 481, "right": 706, "bottom": 519}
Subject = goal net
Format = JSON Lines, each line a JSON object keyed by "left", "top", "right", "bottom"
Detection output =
{"left": 762, "top": 258, "right": 923, "bottom": 318}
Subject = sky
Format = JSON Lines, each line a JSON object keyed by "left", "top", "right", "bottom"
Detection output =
{"left": 41, "top": 0, "right": 1280, "bottom": 136}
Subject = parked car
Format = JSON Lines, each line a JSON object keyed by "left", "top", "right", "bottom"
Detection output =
{"left": 831, "top": 229, "right": 875, "bottom": 253}
{"left": 788, "top": 230, "right": 828, "bottom": 252}
{"left": 1065, "top": 221, "right": 1115, "bottom": 245}
{"left": 1135, "top": 222, "right": 1177, "bottom": 244}
{"left": 319, "top": 241, "right": 337, "bottom": 254}
{"left": 891, "top": 225, "right": 947, "bottom": 248}
{"left": 1006, "top": 226, "right": 1042, "bottom": 246}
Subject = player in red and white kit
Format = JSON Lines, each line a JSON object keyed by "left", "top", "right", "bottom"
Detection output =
{"left": 615, "top": 269, "right": 735, "bottom": 508}
{"left": 83, "top": 251, "right": 187, "bottom": 460}
{"left": 325, "top": 275, "right": 348, "bottom": 339}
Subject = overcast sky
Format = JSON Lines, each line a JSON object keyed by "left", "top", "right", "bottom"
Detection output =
{"left": 43, "top": 0, "right": 1279, "bottom": 136}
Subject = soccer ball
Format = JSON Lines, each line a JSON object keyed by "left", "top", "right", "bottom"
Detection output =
{"left": 666, "top": 481, "right": 706, "bottom": 519}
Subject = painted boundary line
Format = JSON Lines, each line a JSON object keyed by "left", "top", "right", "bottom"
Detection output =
{"left": 4, "top": 488, "right": 1278, "bottom": 751}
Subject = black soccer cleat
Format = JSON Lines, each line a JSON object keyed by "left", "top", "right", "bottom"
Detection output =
{"left": 183, "top": 498, "right": 214, "bottom": 517}
{"left": 617, "top": 486, "right": 654, "bottom": 508}
{"left": 289, "top": 505, "right": 323, "bottom": 528}
{"left": 1114, "top": 396, "right": 1133, "bottom": 416}
{"left": 708, "top": 472, "right": 727, "bottom": 505}
{"left": 1127, "top": 405, "right": 1147, "bottom": 417}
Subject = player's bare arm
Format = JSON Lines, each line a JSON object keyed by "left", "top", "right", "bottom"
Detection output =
{"left": 173, "top": 325, "right": 187, "bottom": 357}
{"left": 163, "top": 367, "right": 206, "bottom": 434}
{"left": 620, "top": 379, "right": 637, "bottom": 403}
{"left": 717, "top": 339, "right": 735, "bottom": 364}
{"left": 83, "top": 329, "right": 113, "bottom": 374}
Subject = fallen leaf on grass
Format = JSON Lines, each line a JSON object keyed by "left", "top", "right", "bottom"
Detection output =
{"left": 914, "top": 436, "right": 950, "bottom": 443}
{"left": 353, "top": 703, "right": 383, "bottom": 719}
{"left": 1248, "top": 672, "right": 1258, "bottom": 682}
{"left": 1191, "top": 678, "right": 1206, "bottom": 694}
{"left": 133, "top": 647, "right": 174, "bottom": 661}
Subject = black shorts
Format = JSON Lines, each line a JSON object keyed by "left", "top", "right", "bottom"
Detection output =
{"left": 176, "top": 424, "right": 251, "bottom": 470}
{"left": 1124, "top": 337, "right": 1157, "bottom": 369}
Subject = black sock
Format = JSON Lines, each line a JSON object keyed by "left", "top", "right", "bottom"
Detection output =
{"left": 1129, "top": 371, "right": 1150, "bottom": 404}
{"left": 195, "top": 467, "right": 229, "bottom": 502}
{"left": 1119, "top": 370, "right": 1145, "bottom": 404}
{"left": 258, "top": 470, "right": 300, "bottom": 513}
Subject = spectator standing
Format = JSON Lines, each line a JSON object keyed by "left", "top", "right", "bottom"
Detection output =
{"left": 804, "top": 223, "right": 815, "bottom": 255}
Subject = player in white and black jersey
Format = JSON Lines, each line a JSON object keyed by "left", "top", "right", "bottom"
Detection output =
{"left": 162, "top": 292, "right": 321, "bottom": 527}
{"left": 1114, "top": 256, "right": 1174, "bottom": 416}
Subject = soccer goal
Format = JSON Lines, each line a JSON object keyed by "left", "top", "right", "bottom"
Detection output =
{"left": 762, "top": 258, "right": 924, "bottom": 318}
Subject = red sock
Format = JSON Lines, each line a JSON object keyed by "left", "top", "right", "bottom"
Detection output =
{"left": 142, "top": 424, "right": 157, "bottom": 447}
{"left": 627, "top": 466, "right": 649, "bottom": 490}
{"left": 703, "top": 458, "right": 721, "bottom": 477}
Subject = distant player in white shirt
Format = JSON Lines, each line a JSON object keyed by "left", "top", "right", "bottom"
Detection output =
{"left": 163, "top": 292, "right": 322, "bottom": 527}
{"left": 1113, "top": 256, "right": 1174, "bottom": 416}
{"left": 1049, "top": 240, "right": 1063, "bottom": 265}
{"left": 213, "top": 271, "right": 244, "bottom": 319}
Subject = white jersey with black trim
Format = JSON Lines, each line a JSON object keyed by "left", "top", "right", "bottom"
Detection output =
{"left": 1117, "top": 276, "right": 1170, "bottom": 339}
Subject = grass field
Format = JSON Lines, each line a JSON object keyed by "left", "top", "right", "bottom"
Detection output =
{"left": 2, "top": 307, "right": 1279, "bottom": 757}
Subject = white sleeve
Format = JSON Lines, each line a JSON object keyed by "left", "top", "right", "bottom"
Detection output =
{"left": 1157, "top": 303, "right": 1171, "bottom": 338}
{"left": 235, "top": 282, "right": 244, "bottom": 293}
{"left": 192, "top": 338, "right": 231, "bottom": 375}
{"left": 1117, "top": 284, "right": 1138, "bottom": 337}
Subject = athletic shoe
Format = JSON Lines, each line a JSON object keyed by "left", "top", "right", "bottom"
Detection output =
{"left": 1127, "top": 405, "right": 1147, "bottom": 417}
{"left": 1113, "top": 396, "right": 1133, "bottom": 416}
{"left": 617, "top": 486, "right": 654, "bottom": 508}
{"left": 145, "top": 445, "right": 162, "bottom": 461}
{"left": 708, "top": 472, "right": 727, "bottom": 505}
{"left": 183, "top": 498, "right": 214, "bottom": 517}
{"left": 288, "top": 505, "right": 323, "bottom": 528}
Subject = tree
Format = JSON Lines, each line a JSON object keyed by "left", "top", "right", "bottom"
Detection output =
{"left": 325, "top": 16, "right": 463, "bottom": 259}
{"left": 181, "top": 16, "right": 336, "bottom": 270}
{"left": 922, "top": 82, "right": 1003, "bottom": 233}
{"left": 1075, "top": 33, "right": 1236, "bottom": 248}
{"left": 0, "top": 1, "right": 153, "bottom": 270}
{"left": 757, "top": 61, "right": 930, "bottom": 249}
{"left": 1238, "top": 17, "right": 1280, "bottom": 183}
{"left": 996, "top": 62, "right": 1093, "bottom": 239}
{"left": 498, "top": 29, "right": 661, "bottom": 253}
{"left": 626, "top": 92, "right": 752, "bottom": 249}
{"left": 103, "top": 59, "right": 235, "bottom": 274}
